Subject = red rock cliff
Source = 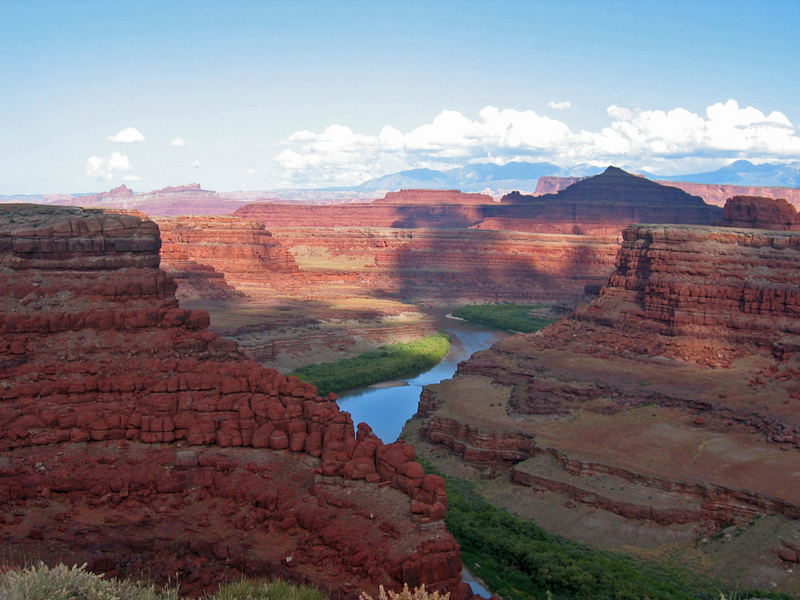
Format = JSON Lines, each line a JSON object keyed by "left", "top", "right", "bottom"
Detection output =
{"left": 0, "top": 204, "right": 470, "bottom": 599}
{"left": 721, "top": 195, "right": 800, "bottom": 231}
{"left": 408, "top": 223, "right": 800, "bottom": 591}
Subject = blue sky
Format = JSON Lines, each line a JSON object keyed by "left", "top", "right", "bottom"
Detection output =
{"left": 1, "top": 0, "right": 799, "bottom": 193}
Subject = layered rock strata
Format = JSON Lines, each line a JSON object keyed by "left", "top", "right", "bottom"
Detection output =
{"left": 408, "top": 223, "right": 800, "bottom": 592}
{"left": 238, "top": 169, "right": 723, "bottom": 235}
{"left": 156, "top": 216, "right": 299, "bottom": 301}
{"left": 0, "top": 205, "right": 470, "bottom": 599}
{"left": 721, "top": 195, "right": 800, "bottom": 231}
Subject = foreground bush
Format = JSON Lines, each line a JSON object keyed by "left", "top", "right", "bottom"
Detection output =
{"left": 0, "top": 562, "right": 178, "bottom": 600}
{"left": 290, "top": 334, "right": 450, "bottom": 394}
{"left": 360, "top": 583, "right": 449, "bottom": 600}
{"left": 452, "top": 303, "right": 556, "bottom": 333}
{"left": 0, "top": 564, "right": 331, "bottom": 600}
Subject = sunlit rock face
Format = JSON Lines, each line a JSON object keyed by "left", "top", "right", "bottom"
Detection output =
{"left": 409, "top": 222, "right": 800, "bottom": 593}
{"left": 0, "top": 204, "right": 472, "bottom": 600}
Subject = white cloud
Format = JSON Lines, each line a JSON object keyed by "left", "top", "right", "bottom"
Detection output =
{"left": 548, "top": 100, "right": 572, "bottom": 110}
{"left": 170, "top": 137, "right": 186, "bottom": 147}
{"left": 274, "top": 99, "right": 800, "bottom": 185}
{"left": 86, "top": 152, "right": 132, "bottom": 180}
{"left": 123, "top": 174, "right": 141, "bottom": 182}
{"left": 108, "top": 127, "right": 145, "bottom": 143}
{"left": 191, "top": 160, "right": 203, "bottom": 168}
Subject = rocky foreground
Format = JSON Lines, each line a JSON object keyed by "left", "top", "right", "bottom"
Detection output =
{"left": 407, "top": 219, "right": 800, "bottom": 593}
{"left": 0, "top": 205, "right": 471, "bottom": 599}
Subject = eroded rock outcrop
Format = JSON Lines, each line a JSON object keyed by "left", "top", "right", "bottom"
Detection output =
{"left": 407, "top": 223, "right": 800, "bottom": 592}
{"left": 156, "top": 216, "right": 299, "bottom": 301}
{"left": 721, "top": 195, "right": 800, "bottom": 231}
{"left": 0, "top": 204, "right": 470, "bottom": 599}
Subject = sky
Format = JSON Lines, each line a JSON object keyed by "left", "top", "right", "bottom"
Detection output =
{"left": 1, "top": 0, "right": 799, "bottom": 194}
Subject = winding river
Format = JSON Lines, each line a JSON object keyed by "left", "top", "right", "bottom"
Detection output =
{"left": 336, "top": 309, "right": 509, "bottom": 444}
{"left": 336, "top": 310, "right": 509, "bottom": 599}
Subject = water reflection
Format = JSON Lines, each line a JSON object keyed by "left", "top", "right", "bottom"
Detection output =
{"left": 336, "top": 313, "right": 508, "bottom": 443}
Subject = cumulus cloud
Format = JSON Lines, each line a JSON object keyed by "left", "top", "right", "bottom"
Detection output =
{"left": 191, "top": 160, "right": 203, "bottom": 168}
{"left": 548, "top": 100, "right": 572, "bottom": 110}
{"left": 123, "top": 174, "right": 141, "bottom": 182}
{"left": 170, "top": 137, "right": 186, "bottom": 147}
{"left": 274, "top": 99, "right": 800, "bottom": 185}
{"left": 86, "top": 152, "right": 132, "bottom": 180}
{"left": 108, "top": 127, "right": 145, "bottom": 143}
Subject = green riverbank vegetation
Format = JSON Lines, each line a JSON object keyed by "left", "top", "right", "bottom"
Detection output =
{"left": 425, "top": 465, "right": 789, "bottom": 600}
{"left": 290, "top": 334, "right": 450, "bottom": 395}
{"left": 452, "top": 303, "right": 557, "bottom": 333}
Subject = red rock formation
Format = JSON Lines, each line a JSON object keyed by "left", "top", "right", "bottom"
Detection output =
{"left": 721, "top": 195, "right": 800, "bottom": 231}
{"left": 377, "top": 190, "right": 494, "bottom": 205}
{"left": 535, "top": 175, "right": 800, "bottom": 210}
{"left": 497, "top": 167, "right": 722, "bottom": 235}
{"left": 534, "top": 176, "right": 585, "bottom": 195}
{"left": 407, "top": 223, "right": 800, "bottom": 592}
{"left": 239, "top": 173, "right": 722, "bottom": 235}
{"left": 156, "top": 216, "right": 299, "bottom": 300}
{"left": 0, "top": 204, "right": 471, "bottom": 599}
{"left": 264, "top": 227, "right": 618, "bottom": 304}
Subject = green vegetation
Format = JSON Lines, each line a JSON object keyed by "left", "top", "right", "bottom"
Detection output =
{"left": 452, "top": 303, "right": 557, "bottom": 333}
{"left": 213, "top": 578, "right": 329, "bottom": 600}
{"left": 424, "top": 466, "right": 789, "bottom": 600}
{"left": 290, "top": 334, "right": 450, "bottom": 395}
{"left": 0, "top": 563, "right": 331, "bottom": 600}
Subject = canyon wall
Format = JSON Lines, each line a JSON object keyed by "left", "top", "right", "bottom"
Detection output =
{"left": 0, "top": 205, "right": 471, "bottom": 599}
{"left": 535, "top": 175, "right": 800, "bottom": 210}
{"left": 407, "top": 223, "right": 800, "bottom": 592}
{"left": 721, "top": 195, "right": 800, "bottom": 231}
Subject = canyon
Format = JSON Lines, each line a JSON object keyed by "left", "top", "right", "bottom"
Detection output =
{"left": 0, "top": 204, "right": 472, "bottom": 599}
{"left": 406, "top": 214, "right": 800, "bottom": 593}
{"left": 5, "top": 171, "right": 800, "bottom": 597}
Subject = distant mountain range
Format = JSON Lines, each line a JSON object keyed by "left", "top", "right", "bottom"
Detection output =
{"left": 354, "top": 160, "right": 800, "bottom": 192}
{"left": 353, "top": 162, "right": 603, "bottom": 192}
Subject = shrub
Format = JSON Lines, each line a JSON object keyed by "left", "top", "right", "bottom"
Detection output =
{"left": 359, "top": 583, "right": 449, "bottom": 600}
{"left": 0, "top": 562, "right": 178, "bottom": 600}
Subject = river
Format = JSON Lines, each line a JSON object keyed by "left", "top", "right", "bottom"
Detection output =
{"left": 336, "top": 310, "right": 508, "bottom": 599}
{"left": 336, "top": 309, "right": 509, "bottom": 444}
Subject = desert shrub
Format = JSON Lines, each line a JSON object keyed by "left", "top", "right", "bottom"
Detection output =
{"left": 290, "top": 334, "right": 450, "bottom": 394}
{"left": 359, "top": 583, "right": 449, "bottom": 600}
{"left": 421, "top": 465, "right": 790, "bottom": 600}
{"left": 0, "top": 562, "right": 178, "bottom": 600}
{"left": 452, "top": 303, "right": 556, "bottom": 333}
{"left": 211, "top": 578, "right": 328, "bottom": 600}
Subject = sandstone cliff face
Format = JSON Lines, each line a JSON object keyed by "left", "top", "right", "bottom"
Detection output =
{"left": 408, "top": 223, "right": 800, "bottom": 592}
{"left": 156, "top": 216, "right": 299, "bottom": 301}
{"left": 721, "top": 195, "right": 800, "bottom": 231}
{"left": 0, "top": 205, "right": 469, "bottom": 599}
{"left": 239, "top": 172, "right": 723, "bottom": 236}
